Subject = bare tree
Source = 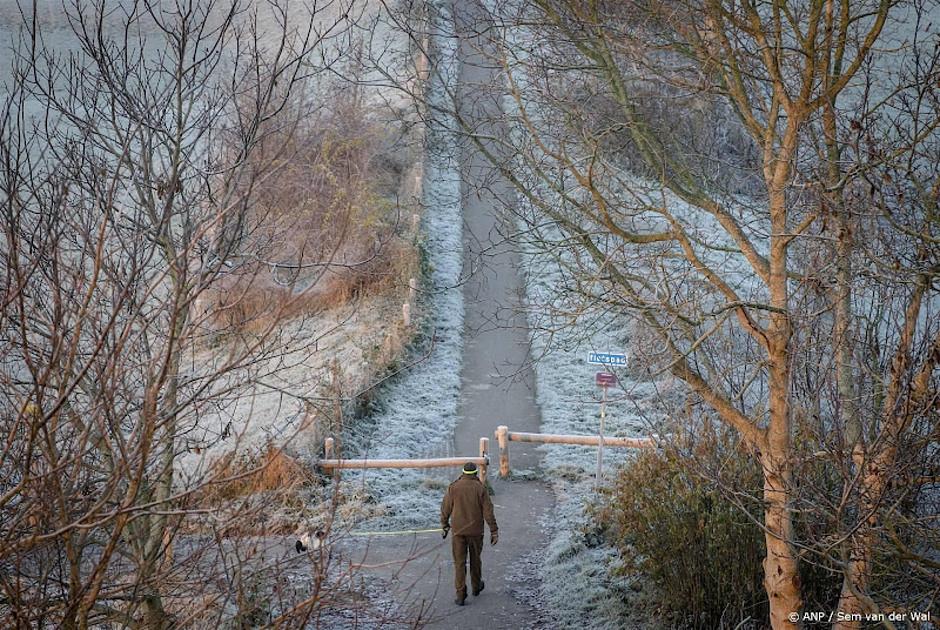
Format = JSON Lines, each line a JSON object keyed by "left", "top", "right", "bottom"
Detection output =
{"left": 0, "top": 1, "right": 423, "bottom": 627}
{"left": 383, "top": 0, "right": 939, "bottom": 627}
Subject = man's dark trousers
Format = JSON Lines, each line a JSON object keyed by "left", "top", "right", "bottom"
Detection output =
{"left": 452, "top": 534, "right": 483, "bottom": 598}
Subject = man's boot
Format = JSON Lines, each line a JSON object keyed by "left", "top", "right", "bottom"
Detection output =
{"left": 473, "top": 581, "right": 485, "bottom": 596}
{"left": 454, "top": 594, "right": 466, "bottom": 606}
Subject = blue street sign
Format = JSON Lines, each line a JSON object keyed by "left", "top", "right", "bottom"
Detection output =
{"left": 587, "top": 352, "right": 628, "bottom": 366}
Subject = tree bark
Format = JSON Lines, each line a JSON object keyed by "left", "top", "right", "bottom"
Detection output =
{"left": 763, "top": 117, "right": 804, "bottom": 627}
{"left": 762, "top": 449, "right": 803, "bottom": 629}
{"left": 764, "top": 315, "right": 802, "bottom": 628}
{"left": 835, "top": 276, "right": 937, "bottom": 627}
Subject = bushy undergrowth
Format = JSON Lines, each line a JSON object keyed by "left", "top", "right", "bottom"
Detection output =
{"left": 595, "top": 425, "right": 768, "bottom": 628}
{"left": 207, "top": 90, "right": 417, "bottom": 333}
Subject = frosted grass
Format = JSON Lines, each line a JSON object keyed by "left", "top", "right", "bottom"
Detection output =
{"left": 480, "top": 4, "right": 672, "bottom": 625}
{"left": 517, "top": 213, "right": 670, "bottom": 629}
{"left": 339, "top": 0, "right": 463, "bottom": 531}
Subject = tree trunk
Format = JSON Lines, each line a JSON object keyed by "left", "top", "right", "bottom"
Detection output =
{"left": 142, "top": 592, "right": 170, "bottom": 630}
{"left": 137, "top": 296, "right": 187, "bottom": 628}
{"left": 832, "top": 200, "right": 867, "bottom": 630}
{"left": 835, "top": 278, "right": 935, "bottom": 628}
{"left": 835, "top": 472, "right": 880, "bottom": 629}
{"left": 762, "top": 455, "right": 803, "bottom": 629}
{"left": 764, "top": 377, "right": 803, "bottom": 629}
{"left": 822, "top": 72, "right": 867, "bottom": 627}
{"left": 765, "top": 166, "right": 803, "bottom": 628}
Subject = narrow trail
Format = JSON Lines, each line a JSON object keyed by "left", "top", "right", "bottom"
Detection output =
{"left": 445, "top": 0, "right": 554, "bottom": 625}
{"left": 336, "top": 2, "right": 555, "bottom": 628}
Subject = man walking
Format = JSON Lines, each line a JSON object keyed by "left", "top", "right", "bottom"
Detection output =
{"left": 440, "top": 462, "right": 499, "bottom": 606}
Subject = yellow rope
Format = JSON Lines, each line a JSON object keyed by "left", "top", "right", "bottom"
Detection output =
{"left": 349, "top": 528, "right": 444, "bottom": 537}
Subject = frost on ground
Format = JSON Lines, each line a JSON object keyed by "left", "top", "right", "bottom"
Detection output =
{"left": 495, "top": 52, "right": 676, "bottom": 630}
{"left": 338, "top": 0, "right": 464, "bottom": 532}
{"left": 176, "top": 296, "right": 404, "bottom": 473}
{"left": 518, "top": 224, "right": 674, "bottom": 629}
{"left": 478, "top": 4, "right": 769, "bottom": 623}
{"left": 480, "top": 6, "right": 686, "bottom": 625}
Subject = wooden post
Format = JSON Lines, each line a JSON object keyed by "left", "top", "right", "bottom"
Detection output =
{"left": 402, "top": 302, "right": 411, "bottom": 327}
{"left": 496, "top": 425, "right": 510, "bottom": 478}
{"left": 408, "top": 277, "right": 417, "bottom": 300}
{"left": 479, "top": 437, "right": 489, "bottom": 481}
{"left": 324, "top": 438, "right": 338, "bottom": 480}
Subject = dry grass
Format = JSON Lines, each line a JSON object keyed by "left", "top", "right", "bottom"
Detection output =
{"left": 185, "top": 441, "right": 387, "bottom": 538}
{"left": 200, "top": 445, "right": 315, "bottom": 504}
{"left": 203, "top": 89, "right": 419, "bottom": 334}
{"left": 187, "top": 91, "right": 422, "bottom": 545}
{"left": 202, "top": 232, "right": 418, "bottom": 335}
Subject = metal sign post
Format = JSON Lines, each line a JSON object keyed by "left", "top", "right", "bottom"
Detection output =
{"left": 594, "top": 371, "right": 617, "bottom": 488}
{"left": 589, "top": 352, "right": 626, "bottom": 487}
{"left": 598, "top": 382, "right": 607, "bottom": 487}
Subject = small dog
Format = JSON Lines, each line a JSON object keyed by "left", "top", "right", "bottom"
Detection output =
{"left": 295, "top": 529, "right": 326, "bottom": 554}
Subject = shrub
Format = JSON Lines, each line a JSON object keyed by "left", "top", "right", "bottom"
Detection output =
{"left": 595, "top": 423, "right": 768, "bottom": 628}
{"left": 203, "top": 90, "right": 418, "bottom": 334}
{"left": 197, "top": 446, "right": 314, "bottom": 507}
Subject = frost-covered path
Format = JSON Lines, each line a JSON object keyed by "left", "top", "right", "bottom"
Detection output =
{"left": 332, "top": 2, "right": 554, "bottom": 627}
{"left": 442, "top": 0, "right": 555, "bottom": 626}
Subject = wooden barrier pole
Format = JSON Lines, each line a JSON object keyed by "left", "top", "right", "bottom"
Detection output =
{"left": 479, "top": 437, "right": 489, "bottom": 481}
{"left": 496, "top": 425, "right": 510, "bottom": 478}
{"left": 506, "top": 431, "right": 654, "bottom": 448}
{"left": 319, "top": 456, "right": 487, "bottom": 470}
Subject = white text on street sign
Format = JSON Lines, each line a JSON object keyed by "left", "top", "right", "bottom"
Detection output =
{"left": 588, "top": 352, "right": 627, "bottom": 366}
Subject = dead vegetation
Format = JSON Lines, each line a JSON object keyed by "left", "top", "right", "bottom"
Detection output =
{"left": 189, "top": 89, "right": 425, "bottom": 539}
{"left": 202, "top": 446, "right": 315, "bottom": 503}
{"left": 0, "top": 0, "right": 431, "bottom": 625}
{"left": 206, "top": 87, "right": 420, "bottom": 335}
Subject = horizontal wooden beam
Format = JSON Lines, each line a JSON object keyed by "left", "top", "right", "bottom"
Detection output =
{"left": 507, "top": 431, "right": 654, "bottom": 448}
{"left": 318, "top": 456, "right": 488, "bottom": 470}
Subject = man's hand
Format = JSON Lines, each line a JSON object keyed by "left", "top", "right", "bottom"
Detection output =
{"left": 442, "top": 527, "right": 450, "bottom": 539}
{"left": 490, "top": 531, "right": 498, "bottom": 546}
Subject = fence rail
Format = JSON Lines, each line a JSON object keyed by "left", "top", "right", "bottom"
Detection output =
{"left": 318, "top": 437, "right": 490, "bottom": 479}
{"left": 318, "top": 456, "right": 487, "bottom": 469}
{"left": 495, "top": 425, "right": 655, "bottom": 478}
{"left": 506, "top": 430, "right": 654, "bottom": 448}
{"left": 318, "top": 427, "right": 657, "bottom": 483}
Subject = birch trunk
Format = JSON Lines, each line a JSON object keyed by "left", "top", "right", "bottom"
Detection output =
{"left": 763, "top": 124, "right": 803, "bottom": 628}
{"left": 764, "top": 335, "right": 803, "bottom": 627}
